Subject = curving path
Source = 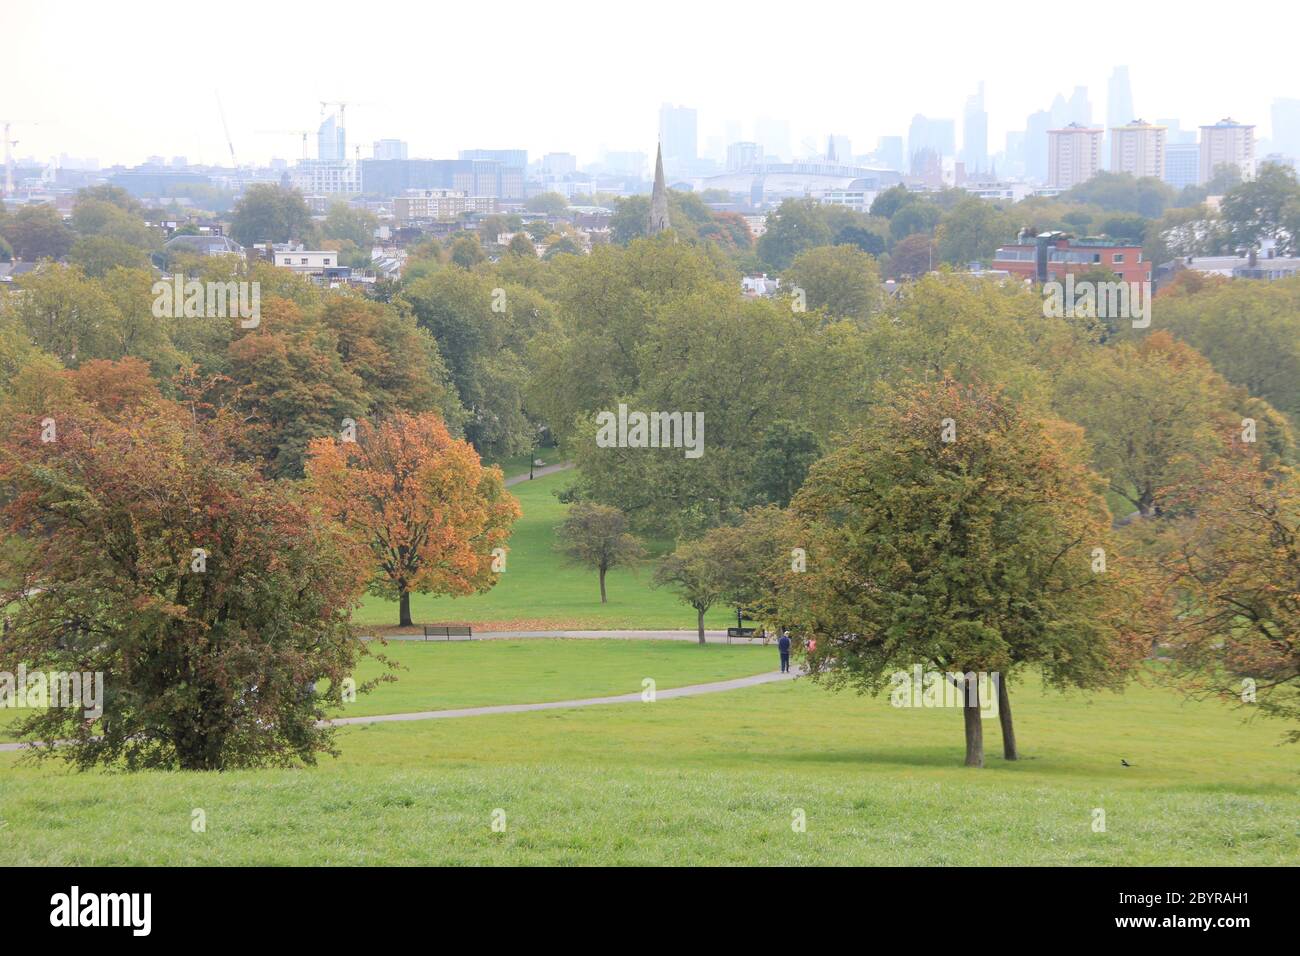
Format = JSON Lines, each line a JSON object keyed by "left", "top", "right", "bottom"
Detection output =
{"left": 327, "top": 668, "right": 798, "bottom": 728}
{"left": 0, "top": 666, "right": 800, "bottom": 752}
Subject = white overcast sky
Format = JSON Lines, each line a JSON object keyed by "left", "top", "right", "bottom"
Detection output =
{"left": 6, "top": 0, "right": 1297, "bottom": 168}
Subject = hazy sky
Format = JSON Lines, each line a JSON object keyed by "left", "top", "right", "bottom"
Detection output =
{"left": 7, "top": 0, "right": 1297, "bottom": 169}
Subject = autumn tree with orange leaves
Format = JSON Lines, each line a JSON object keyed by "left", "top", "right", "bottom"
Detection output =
{"left": 0, "top": 360, "right": 372, "bottom": 771}
{"left": 1149, "top": 454, "right": 1300, "bottom": 740}
{"left": 306, "top": 411, "right": 521, "bottom": 627}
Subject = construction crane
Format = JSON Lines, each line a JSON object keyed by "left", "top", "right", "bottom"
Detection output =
{"left": 255, "top": 129, "right": 316, "bottom": 161}
{"left": 215, "top": 92, "right": 237, "bottom": 168}
{"left": 1, "top": 120, "right": 37, "bottom": 198}
{"left": 319, "top": 100, "right": 361, "bottom": 131}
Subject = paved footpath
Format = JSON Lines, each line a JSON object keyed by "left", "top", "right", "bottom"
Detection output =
{"left": 327, "top": 669, "right": 798, "bottom": 728}
{"left": 377, "top": 628, "right": 758, "bottom": 643}
{"left": 0, "top": 659, "right": 800, "bottom": 752}
{"left": 502, "top": 462, "right": 573, "bottom": 487}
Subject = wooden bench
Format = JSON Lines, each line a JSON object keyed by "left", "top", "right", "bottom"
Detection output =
{"left": 726, "top": 626, "right": 760, "bottom": 643}
{"left": 422, "top": 624, "right": 474, "bottom": 641}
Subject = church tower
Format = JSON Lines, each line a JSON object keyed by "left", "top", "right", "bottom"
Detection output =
{"left": 647, "top": 142, "right": 670, "bottom": 236}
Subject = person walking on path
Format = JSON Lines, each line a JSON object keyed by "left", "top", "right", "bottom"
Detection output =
{"left": 778, "top": 629, "right": 792, "bottom": 673}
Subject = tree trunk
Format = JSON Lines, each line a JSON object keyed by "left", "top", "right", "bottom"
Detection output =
{"left": 962, "top": 675, "right": 984, "bottom": 768}
{"left": 696, "top": 607, "right": 706, "bottom": 644}
{"left": 399, "top": 589, "right": 412, "bottom": 627}
{"left": 998, "top": 676, "right": 1018, "bottom": 761}
{"left": 598, "top": 566, "right": 607, "bottom": 603}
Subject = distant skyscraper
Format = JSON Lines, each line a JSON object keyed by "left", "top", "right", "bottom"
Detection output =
{"left": 1048, "top": 123, "right": 1103, "bottom": 188}
{"left": 876, "top": 136, "right": 904, "bottom": 172}
{"left": 648, "top": 143, "right": 670, "bottom": 236}
{"left": 372, "top": 139, "right": 408, "bottom": 161}
{"left": 727, "top": 141, "right": 762, "bottom": 171}
{"left": 542, "top": 152, "right": 577, "bottom": 176}
{"left": 1199, "top": 118, "right": 1256, "bottom": 184}
{"left": 1025, "top": 109, "right": 1052, "bottom": 183}
{"left": 1110, "top": 120, "right": 1166, "bottom": 179}
{"left": 317, "top": 114, "right": 344, "bottom": 162}
{"left": 1272, "top": 98, "right": 1300, "bottom": 158}
{"left": 459, "top": 149, "right": 527, "bottom": 168}
{"left": 658, "top": 104, "right": 698, "bottom": 171}
{"left": 1164, "top": 143, "right": 1199, "bottom": 189}
{"left": 909, "top": 114, "right": 956, "bottom": 161}
{"left": 1106, "top": 67, "right": 1135, "bottom": 169}
{"left": 961, "top": 82, "right": 988, "bottom": 173}
{"left": 1068, "top": 86, "right": 1092, "bottom": 126}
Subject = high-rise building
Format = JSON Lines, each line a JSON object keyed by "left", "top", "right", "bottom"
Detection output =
{"left": 1164, "top": 143, "right": 1199, "bottom": 189}
{"left": 459, "top": 148, "right": 528, "bottom": 168}
{"left": 542, "top": 153, "right": 577, "bottom": 176}
{"left": 1271, "top": 98, "right": 1300, "bottom": 158}
{"left": 1047, "top": 123, "right": 1103, "bottom": 188}
{"left": 1025, "top": 110, "right": 1052, "bottom": 183}
{"left": 317, "top": 114, "right": 345, "bottom": 162}
{"left": 726, "top": 141, "right": 762, "bottom": 171}
{"left": 372, "top": 139, "right": 408, "bottom": 161}
{"left": 909, "top": 114, "right": 956, "bottom": 159}
{"left": 1110, "top": 120, "right": 1166, "bottom": 179}
{"left": 1199, "top": 118, "right": 1256, "bottom": 184}
{"left": 658, "top": 104, "right": 697, "bottom": 171}
{"left": 876, "top": 136, "right": 904, "bottom": 172}
{"left": 1106, "top": 66, "right": 1134, "bottom": 169}
{"left": 961, "top": 82, "right": 989, "bottom": 174}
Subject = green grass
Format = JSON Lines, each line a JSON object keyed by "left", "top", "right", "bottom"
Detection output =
{"left": 353, "top": 470, "right": 737, "bottom": 630}
{"left": 483, "top": 448, "right": 563, "bottom": 480}
{"left": 0, "top": 639, "right": 773, "bottom": 742}
{"left": 3, "top": 654, "right": 1297, "bottom": 866}
{"left": 334, "top": 638, "right": 772, "bottom": 717}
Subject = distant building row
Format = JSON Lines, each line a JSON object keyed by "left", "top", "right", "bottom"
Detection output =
{"left": 1046, "top": 118, "right": 1256, "bottom": 190}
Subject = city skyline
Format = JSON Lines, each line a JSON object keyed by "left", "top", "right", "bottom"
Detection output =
{"left": 6, "top": 1, "right": 1298, "bottom": 170}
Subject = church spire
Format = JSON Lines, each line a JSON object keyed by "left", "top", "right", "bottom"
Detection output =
{"left": 648, "top": 142, "right": 670, "bottom": 236}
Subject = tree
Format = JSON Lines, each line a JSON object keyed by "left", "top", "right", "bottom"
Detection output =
{"left": 2, "top": 204, "right": 74, "bottom": 260}
{"left": 1054, "top": 331, "right": 1244, "bottom": 517}
{"left": 936, "top": 197, "right": 1015, "bottom": 265}
{"left": 525, "top": 192, "right": 569, "bottom": 216}
{"left": 0, "top": 384, "right": 370, "bottom": 770}
{"left": 774, "top": 378, "right": 1144, "bottom": 766}
{"left": 229, "top": 184, "right": 316, "bottom": 247}
{"left": 1152, "top": 456, "right": 1300, "bottom": 740}
{"left": 322, "top": 202, "right": 379, "bottom": 250}
{"left": 554, "top": 502, "right": 644, "bottom": 603}
{"left": 306, "top": 411, "right": 520, "bottom": 627}
{"left": 885, "top": 233, "right": 933, "bottom": 278}
{"left": 1220, "top": 163, "right": 1300, "bottom": 254}
{"left": 782, "top": 245, "right": 883, "bottom": 321}
{"left": 889, "top": 201, "right": 941, "bottom": 242}
{"left": 747, "top": 420, "right": 822, "bottom": 507}
{"left": 757, "top": 198, "right": 832, "bottom": 270}
{"left": 507, "top": 233, "right": 536, "bottom": 257}
{"left": 654, "top": 537, "right": 726, "bottom": 643}
{"left": 450, "top": 235, "right": 486, "bottom": 269}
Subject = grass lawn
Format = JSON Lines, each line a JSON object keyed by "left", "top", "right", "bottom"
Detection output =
{"left": 334, "top": 638, "right": 773, "bottom": 718}
{"left": 3, "top": 655, "right": 1297, "bottom": 866}
{"left": 352, "top": 470, "right": 738, "bottom": 631}
{"left": 0, "top": 639, "right": 774, "bottom": 742}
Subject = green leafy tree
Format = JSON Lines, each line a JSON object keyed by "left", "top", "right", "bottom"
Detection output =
{"left": 555, "top": 502, "right": 645, "bottom": 603}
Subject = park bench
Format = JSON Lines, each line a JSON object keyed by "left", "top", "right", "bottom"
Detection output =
{"left": 726, "top": 626, "right": 760, "bottom": 643}
{"left": 422, "top": 624, "right": 474, "bottom": 641}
